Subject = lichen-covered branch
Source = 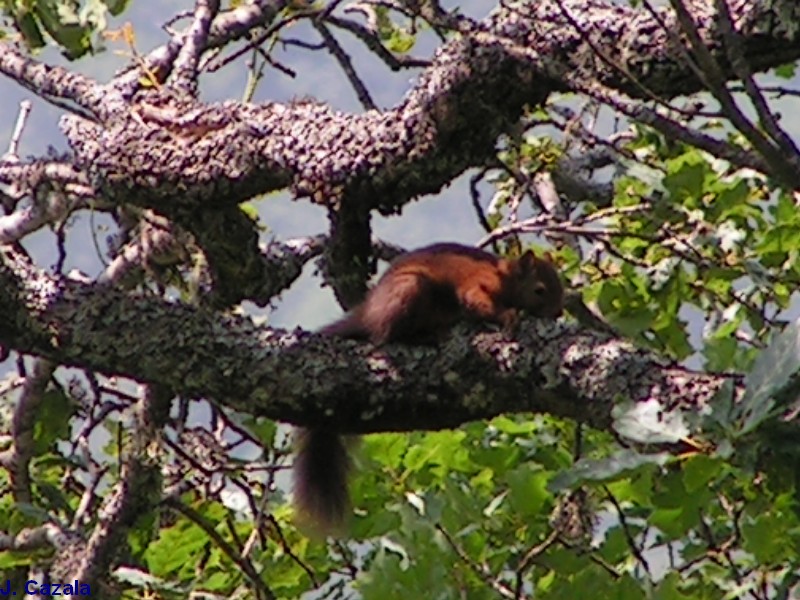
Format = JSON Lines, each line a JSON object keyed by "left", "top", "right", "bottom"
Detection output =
{"left": 170, "top": 0, "right": 221, "bottom": 94}
{"left": 0, "top": 244, "right": 726, "bottom": 435}
{"left": 0, "top": 359, "right": 54, "bottom": 504}
{"left": 0, "top": 45, "right": 106, "bottom": 115}
{"left": 45, "top": 0, "right": 800, "bottom": 219}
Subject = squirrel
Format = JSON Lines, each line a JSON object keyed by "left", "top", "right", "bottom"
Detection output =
{"left": 293, "top": 242, "right": 564, "bottom": 534}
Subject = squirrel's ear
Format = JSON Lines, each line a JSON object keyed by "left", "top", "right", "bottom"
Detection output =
{"left": 542, "top": 251, "right": 554, "bottom": 263}
{"left": 519, "top": 250, "right": 537, "bottom": 270}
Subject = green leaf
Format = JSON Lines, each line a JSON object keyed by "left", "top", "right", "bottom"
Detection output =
{"left": 201, "top": 571, "right": 231, "bottom": 592}
{"left": 113, "top": 566, "right": 188, "bottom": 593}
{"left": 605, "top": 466, "right": 655, "bottom": 507}
{"left": 35, "top": 0, "right": 93, "bottom": 59}
{"left": 489, "top": 414, "right": 539, "bottom": 435}
{"left": 737, "top": 317, "right": 800, "bottom": 435}
{"left": 101, "top": 0, "right": 130, "bottom": 16}
{"left": 375, "top": 6, "right": 416, "bottom": 54}
{"left": 549, "top": 450, "right": 671, "bottom": 492}
{"left": 616, "top": 161, "right": 666, "bottom": 193}
{"left": 599, "top": 525, "right": 636, "bottom": 563}
{"left": 13, "top": 8, "right": 46, "bottom": 50}
{"left": 33, "top": 389, "right": 73, "bottom": 454}
{"left": 649, "top": 506, "right": 691, "bottom": 539}
{"left": 13, "top": 502, "right": 51, "bottom": 524}
{"left": 506, "top": 465, "right": 550, "bottom": 517}
{"left": 35, "top": 481, "right": 72, "bottom": 515}
{"left": 682, "top": 455, "right": 724, "bottom": 492}
{"left": 663, "top": 151, "right": 712, "bottom": 203}
{"left": 0, "top": 550, "right": 35, "bottom": 569}
{"left": 366, "top": 433, "right": 408, "bottom": 470}
{"left": 385, "top": 28, "right": 415, "bottom": 54}
{"left": 612, "top": 399, "right": 690, "bottom": 443}
{"left": 240, "top": 416, "right": 277, "bottom": 446}
{"left": 402, "top": 431, "right": 469, "bottom": 476}
{"left": 654, "top": 571, "right": 694, "bottom": 599}
{"left": 145, "top": 514, "right": 212, "bottom": 578}
{"left": 775, "top": 62, "right": 797, "bottom": 79}
{"left": 238, "top": 201, "right": 260, "bottom": 223}
{"left": 741, "top": 510, "right": 796, "bottom": 564}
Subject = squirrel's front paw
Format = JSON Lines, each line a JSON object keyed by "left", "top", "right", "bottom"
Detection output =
{"left": 499, "top": 308, "right": 519, "bottom": 335}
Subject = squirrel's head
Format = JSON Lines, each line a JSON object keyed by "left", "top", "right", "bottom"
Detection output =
{"left": 510, "top": 250, "right": 564, "bottom": 318}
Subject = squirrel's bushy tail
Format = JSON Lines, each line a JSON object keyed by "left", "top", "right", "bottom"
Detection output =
{"left": 292, "top": 427, "right": 351, "bottom": 536}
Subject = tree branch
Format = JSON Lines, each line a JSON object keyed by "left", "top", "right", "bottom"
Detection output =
{"left": 46, "top": 0, "right": 800, "bottom": 227}
{"left": 170, "top": 0, "right": 221, "bottom": 94}
{"left": 62, "top": 385, "right": 170, "bottom": 589}
{"left": 0, "top": 244, "right": 726, "bottom": 436}
{"left": 112, "top": 0, "right": 288, "bottom": 97}
{"left": 0, "top": 359, "right": 54, "bottom": 504}
{"left": 0, "top": 45, "right": 107, "bottom": 116}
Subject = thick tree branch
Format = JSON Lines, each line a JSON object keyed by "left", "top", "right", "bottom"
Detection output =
{"left": 47, "top": 0, "right": 800, "bottom": 224}
{"left": 0, "top": 244, "right": 725, "bottom": 436}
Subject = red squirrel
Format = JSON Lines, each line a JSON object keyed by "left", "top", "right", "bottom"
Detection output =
{"left": 293, "top": 243, "right": 564, "bottom": 534}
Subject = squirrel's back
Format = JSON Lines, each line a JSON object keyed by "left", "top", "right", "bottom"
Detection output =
{"left": 342, "top": 243, "right": 563, "bottom": 343}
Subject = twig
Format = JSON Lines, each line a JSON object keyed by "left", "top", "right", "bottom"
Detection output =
{"left": 469, "top": 167, "right": 494, "bottom": 236}
{"left": 166, "top": 498, "right": 277, "bottom": 600}
{"left": 603, "top": 486, "right": 652, "bottom": 578}
{"left": 582, "top": 82, "right": 773, "bottom": 176}
{"left": 435, "top": 523, "right": 516, "bottom": 599}
{"left": 0, "top": 359, "right": 54, "bottom": 504}
{"left": 552, "top": 0, "right": 687, "bottom": 116}
{"left": 207, "top": 11, "right": 311, "bottom": 73}
{"left": 0, "top": 161, "right": 95, "bottom": 244}
{"left": 114, "top": 0, "right": 286, "bottom": 95}
{"left": 666, "top": 0, "right": 800, "bottom": 188}
{"left": 326, "top": 15, "right": 431, "bottom": 70}
{"left": 3, "top": 100, "right": 31, "bottom": 162}
{"left": 266, "top": 515, "right": 320, "bottom": 588}
{"left": 513, "top": 530, "right": 559, "bottom": 599}
{"left": 313, "top": 20, "right": 376, "bottom": 110}
{"left": 713, "top": 0, "right": 800, "bottom": 158}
